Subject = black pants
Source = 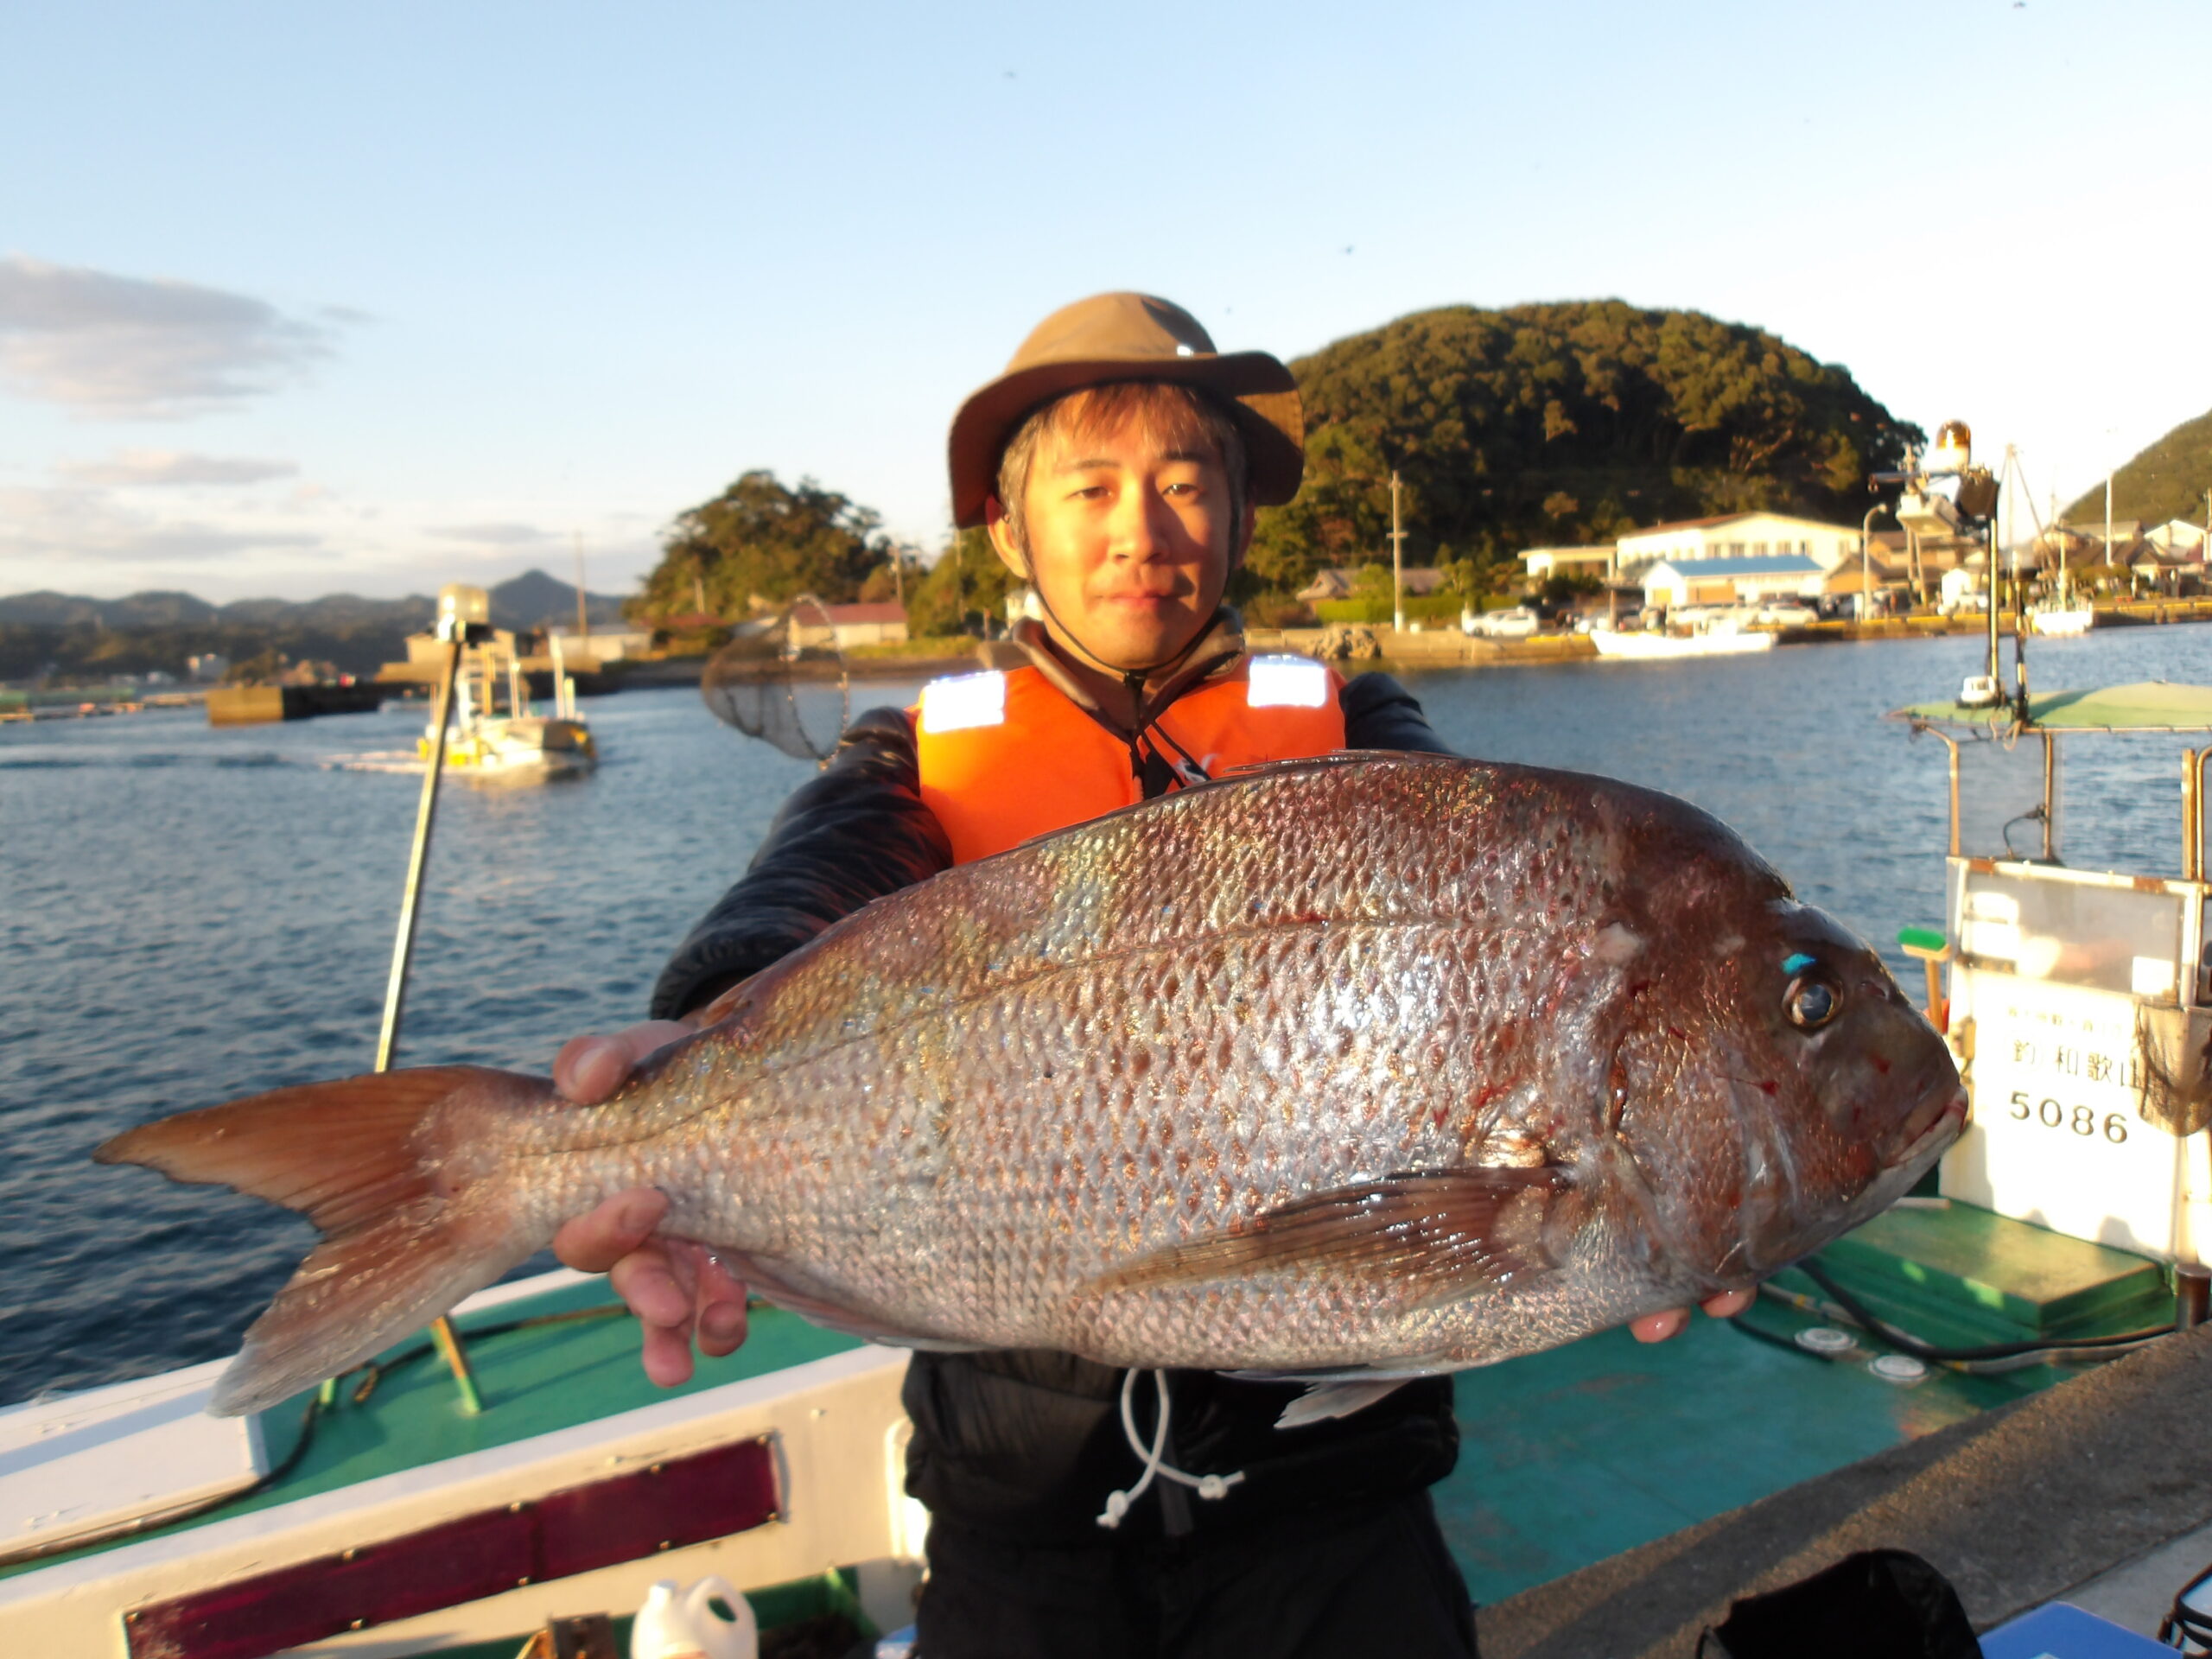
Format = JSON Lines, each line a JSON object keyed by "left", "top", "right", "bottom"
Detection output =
{"left": 913, "top": 1491, "right": 1479, "bottom": 1658}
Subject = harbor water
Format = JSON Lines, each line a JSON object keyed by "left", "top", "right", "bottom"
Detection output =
{"left": 4, "top": 626, "right": 2209, "bottom": 1409}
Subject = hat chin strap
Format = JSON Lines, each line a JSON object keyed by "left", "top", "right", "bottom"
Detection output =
{"left": 1025, "top": 575, "right": 1208, "bottom": 688}
{"left": 1007, "top": 536, "right": 1226, "bottom": 696}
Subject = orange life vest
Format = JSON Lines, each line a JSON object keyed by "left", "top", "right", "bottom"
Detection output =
{"left": 912, "top": 655, "right": 1347, "bottom": 865}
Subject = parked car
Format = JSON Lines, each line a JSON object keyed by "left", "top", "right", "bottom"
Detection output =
{"left": 1755, "top": 601, "right": 1818, "bottom": 626}
{"left": 1465, "top": 607, "right": 1541, "bottom": 639}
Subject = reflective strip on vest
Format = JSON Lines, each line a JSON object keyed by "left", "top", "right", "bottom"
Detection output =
{"left": 918, "top": 671, "right": 1008, "bottom": 733}
{"left": 1247, "top": 654, "right": 1329, "bottom": 709}
{"left": 912, "top": 660, "right": 1346, "bottom": 865}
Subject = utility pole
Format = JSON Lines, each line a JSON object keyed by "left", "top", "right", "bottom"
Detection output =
{"left": 573, "top": 532, "right": 589, "bottom": 648}
{"left": 1389, "top": 471, "right": 1407, "bottom": 633}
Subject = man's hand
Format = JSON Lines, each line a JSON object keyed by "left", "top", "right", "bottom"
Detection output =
{"left": 1629, "top": 1289, "right": 1755, "bottom": 1344}
{"left": 550, "top": 1020, "right": 750, "bottom": 1388}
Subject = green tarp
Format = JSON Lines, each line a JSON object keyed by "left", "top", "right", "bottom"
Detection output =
{"left": 1892, "top": 680, "right": 2212, "bottom": 734}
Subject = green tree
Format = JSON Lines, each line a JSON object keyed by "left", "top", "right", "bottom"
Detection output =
{"left": 1249, "top": 300, "right": 1918, "bottom": 585}
{"left": 907, "top": 529, "right": 1018, "bottom": 638}
{"left": 631, "top": 471, "right": 886, "bottom": 621}
{"left": 2064, "top": 405, "right": 2212, "bottom": 530}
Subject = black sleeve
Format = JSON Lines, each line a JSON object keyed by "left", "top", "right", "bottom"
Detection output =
{"left": 649, "top": 707, "right": 952, "bottom": 1020}
{"left": 1340, "top": 671, "right": 1456, "bottom": 756}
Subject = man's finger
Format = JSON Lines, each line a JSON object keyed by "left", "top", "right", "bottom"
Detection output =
{"left": 610, "top": 1244, "right": 691, "bottom": 1329}
{"left": 697, "top": 1298, "right": 748, "bottom": 1357}
{"left": 554, "top": 1021, "right": 695, "bottom": 1104}
{"left": 553, "top": 1034, "right": 630, "bottom": 1104}
{"left": 639, "top": 1319, "right": 698, "bottom": 1389}
{"left": 1630, "top": 1308, "right": 1689, "bottom": 1344}
{"left": 1700, "top": 1288, "right": 1755, "bottom": 1319}
{"left": 554, "top": 1189, "right": 671, "bottom": 1275}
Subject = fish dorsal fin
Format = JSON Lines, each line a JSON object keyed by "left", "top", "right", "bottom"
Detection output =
{"left": 1090, "top": 1166, "right": 1565, "bottom": 1307}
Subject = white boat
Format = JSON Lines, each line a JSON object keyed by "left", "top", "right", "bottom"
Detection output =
{"left": 1589, "top": 611, "right": 1777, "bottom": 659}
{"left": 418, "top": 609, "right": 597, "bottom": 780}
{"left": 2030, "top": 602, "right": 2094, "bottom": 637}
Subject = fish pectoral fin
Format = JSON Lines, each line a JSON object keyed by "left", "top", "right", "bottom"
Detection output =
{"left": 1090, "top": 1166, "right": 1565, "bottom": 1302}
{"left": 1275, "top": 1379, "right": 1416, "bottom": 1429}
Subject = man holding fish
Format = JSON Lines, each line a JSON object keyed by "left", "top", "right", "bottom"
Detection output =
{"left": 547, "top": 294, "right": 1755, "bottom": 1657}
{"left": 107, "top": 292, "right": 1958, "bottom": 1655}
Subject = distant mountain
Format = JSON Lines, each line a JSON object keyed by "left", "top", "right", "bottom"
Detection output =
{"left": 0, "top": 569, "right": 624, "bottom": 635}
{"left": 2064, "top": 407, "right": 2212, "bottom": 530}
{"left": 0, "top": 590, "right": 221, "bottom": 628}
{"left": 486, "top": 569, "right": 626, "bottom": 631}
{"left": 0, "top": 569, "right": 630, "bottom": 684}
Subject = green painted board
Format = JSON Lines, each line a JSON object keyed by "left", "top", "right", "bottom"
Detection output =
{"left": 1433, "top": 1301, "right": 2050, "bottom": 1607}
{"left": 0, "top": 1280, "right": 864, "bottom": 1584}
{"left": 1771, "top": 1204, "right": 2171, "bottom": 1347}
{"left": 1893, "top": 679, "right": 2212, "bottom": 733}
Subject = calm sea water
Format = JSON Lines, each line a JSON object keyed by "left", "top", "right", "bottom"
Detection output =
{"left": 4, "top": 626, "right": 2208, "bottom": 1407}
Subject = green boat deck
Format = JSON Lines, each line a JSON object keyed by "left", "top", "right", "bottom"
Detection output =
{"left": 10, "top": 1203, "right": 2177, "bottom": 1647}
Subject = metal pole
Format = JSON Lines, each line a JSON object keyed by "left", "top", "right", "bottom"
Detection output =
{"left": 1389, "top": 471, "right": 1406, "bottom": 634}
{"left": 574, "top": 532, "right": 588, "bottom": 650}
{"left": 374, "top": 634, "right": 483, "bottom": 1414}
{"left": 1861, "top": 505, "right": 1878, "bottom": 622}
{"left": 378, "top": 639, "right": 459, "bottom": 1071}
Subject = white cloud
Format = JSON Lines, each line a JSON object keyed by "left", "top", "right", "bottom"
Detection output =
{"left": 54, "top": 448, "right": 300, "bottom": 487}
{"left": 0, "top": 256, "right": 343, "bottom": 417}
{"left": 430, "top": 521, "right": 554, "bottom": 545}
{"left": 0, "top": 486, "right": 324, "bottom": 572}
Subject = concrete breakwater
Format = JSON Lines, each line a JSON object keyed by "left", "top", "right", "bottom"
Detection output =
{"left": 1253, "top": 596, "right": 2212, "bottom": 670}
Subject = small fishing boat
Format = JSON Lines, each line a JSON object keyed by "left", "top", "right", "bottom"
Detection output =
{"left": 2029, "top": 601, "right": 2095, "bottom": 637}
{"left": 1589, "top": 608, "right": 1777, "bottom": 659}
{"left": 415, "top": 588, "right": 596, "bottom": 781}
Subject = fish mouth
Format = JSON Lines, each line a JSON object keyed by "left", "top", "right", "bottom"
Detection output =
{"left": 1896, "top": 1080, "right": 1969, "bottom": 1163}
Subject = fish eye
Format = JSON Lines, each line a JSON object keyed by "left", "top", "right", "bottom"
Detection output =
{"left": 1784, "top": 974, "right": 1840, "bottom": 1031}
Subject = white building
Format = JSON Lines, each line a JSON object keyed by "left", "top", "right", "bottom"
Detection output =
{"left": 814, "top": 603, "right": 909, "bottom": 648}
{"left": 2146, "top": 519, "right": 2209, "bottom": 559}
{"left": 545, "top": 626, "right": 655, "bottom": 664}
{"left": 1641, "top": 554, "right": 1823, "bottom": 610}
{"left": 1518, "top": 545, "right": 1618, "bottom": 582}
{"left": 1616, "top": 512, "right": 1866, "bottom": 577}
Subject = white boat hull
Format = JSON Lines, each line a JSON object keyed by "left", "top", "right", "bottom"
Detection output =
{"left": 1590, "top": 626, "right": 1777, "bottom": 659}
{"left": 2030, "top": 607, "right": 2095, "bottom": 637}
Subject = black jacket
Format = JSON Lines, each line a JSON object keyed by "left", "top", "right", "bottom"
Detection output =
{"left": 652, "top": 667, "right": 1463, "bottom": 1546}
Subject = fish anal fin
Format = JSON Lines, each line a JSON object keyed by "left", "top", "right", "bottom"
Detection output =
{"left": 721, "top": 1251, "right": 986, "bottom": 1353}
{"left": 1276, "top": 1378, "right": 1415, "bottom": 1429}
{"left": 1092, "top": 1166, "right": 1565, "bottom": 1304}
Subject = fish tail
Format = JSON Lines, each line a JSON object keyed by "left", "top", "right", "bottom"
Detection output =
{"left": 96, "top": 1065, "right": 555, "bottom": 1416}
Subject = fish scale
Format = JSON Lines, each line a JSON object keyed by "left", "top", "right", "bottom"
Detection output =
{"left": 99, "top": 753, "right": 1965, "bottom": 1417}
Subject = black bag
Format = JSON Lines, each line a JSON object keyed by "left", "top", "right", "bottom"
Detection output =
{"left": 1698, "top": 1548, "right": 1981, "bottom": 1658}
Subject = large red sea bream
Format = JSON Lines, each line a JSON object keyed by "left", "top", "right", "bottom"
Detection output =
{"left": 99, "top": 754, "right": 1965, "bottom": 1421}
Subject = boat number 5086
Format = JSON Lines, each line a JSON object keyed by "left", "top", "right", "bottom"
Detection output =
{"left": 2008, "top": 1090, "right": 2129, "bottom": 1143}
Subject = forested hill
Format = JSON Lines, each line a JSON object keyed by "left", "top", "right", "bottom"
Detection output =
{"left": 2063, "top": 406, "right": 2212, "bottom": 530}
{"left": 1246, "top": 301, "right": 1920, "bottom": 594}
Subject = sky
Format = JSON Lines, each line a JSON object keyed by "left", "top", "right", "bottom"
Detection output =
{"left": 3, "top": 0, "right": 2208, "bottom": 603}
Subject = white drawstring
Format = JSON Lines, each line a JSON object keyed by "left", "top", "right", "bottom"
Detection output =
{"left": 1095, "top": 1369, "right": 1247, "bottom": 1529}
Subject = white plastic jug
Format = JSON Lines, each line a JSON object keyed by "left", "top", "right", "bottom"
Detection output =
{"left": 630, "top": 1575, "right": 758, "bottom": 1659}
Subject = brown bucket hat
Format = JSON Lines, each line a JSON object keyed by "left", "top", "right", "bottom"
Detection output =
{"left": 947, "top": 292, "right": 1305, "bottom": 529}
